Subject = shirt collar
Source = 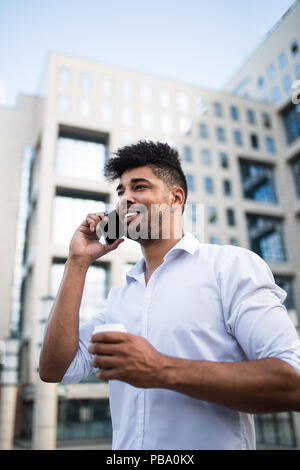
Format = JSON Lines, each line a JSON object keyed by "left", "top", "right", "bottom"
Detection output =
{"left": 125, "top": 232, "right": 199, "bottom": 284}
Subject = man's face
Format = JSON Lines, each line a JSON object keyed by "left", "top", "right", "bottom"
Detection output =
{"left": 116, "top": 166, "right": 181, "bottom": 241}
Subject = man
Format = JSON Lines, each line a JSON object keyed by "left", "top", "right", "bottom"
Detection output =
{"left": 40, "top": 140, "right": 300, "bottom": 450}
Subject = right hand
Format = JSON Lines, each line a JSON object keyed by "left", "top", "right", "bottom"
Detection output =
{"left": 68, "top": 212, "right": 124, "bottom": 267}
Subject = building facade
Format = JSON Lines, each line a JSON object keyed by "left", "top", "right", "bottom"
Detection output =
{"left": 1, "top": 5, "right": 300, "bottom": 447}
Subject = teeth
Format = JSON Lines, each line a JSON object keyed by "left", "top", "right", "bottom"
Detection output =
{"left": 125, "top": 212, "right": 138, "bottom": 218}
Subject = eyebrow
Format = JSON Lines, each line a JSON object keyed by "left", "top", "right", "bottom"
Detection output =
{"left": 116, "top": 178, "right": 152, "bottom": 192}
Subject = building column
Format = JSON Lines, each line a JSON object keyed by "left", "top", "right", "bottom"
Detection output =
{"left": 32, "top": 379, "right": 57, "bottom": 450}
{"left": 0, "top": 385, "right": 18, "bottom": 450}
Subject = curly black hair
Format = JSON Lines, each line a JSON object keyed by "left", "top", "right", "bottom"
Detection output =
{"left": 104, "top": 140, "right": 188, "bottom": 204}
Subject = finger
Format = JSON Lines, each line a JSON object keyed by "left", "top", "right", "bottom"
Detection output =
{"left": 91, "top": 331, "right": 129, "bottom": 343}
{"left": 96, "top": 368, "right": 122, "bottom": 381}
{"left": 86, "top": 213, "right": 107, "bottom": 232}
{"left": 88, "top": 342, "right": 123, "bottom": 355}
{"left": 91, "top": 355, "right": 120, "bottom": 369}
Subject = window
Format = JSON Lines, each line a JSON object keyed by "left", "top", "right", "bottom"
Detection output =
{"left": 80, "top": 72, "right": 92, "bottom": 90}
{"left": 209, "top": 235, "right": 220, "bottom": 245}
{"left": 183, "top": 146, "right": 193, "bottom": 162}
{"left": 292, "top": 157, "right": 300, "bottom": 198}
{"left": 80, "top": 99, "right": 91, "bottom": 118}
{"left": 257, "top": 76, "right": 265, "bottom": 90}
{"left": 239, "top": 160, "right": 277, "bottom": 203}
{"left": 226, "top": 208, "right": 236, "bottom": 227}
{"left": 159, "top": 89, "right": 171, "bottom": 108}
{"left": 267, "top": 64, "right": 276, "bottom": 81}
{"left": 55, "top": 128, "right": 107, "bottom": 180}
{"left": 201, "top": 149, "right": 211, "bottom": 166}
{"left": 179, "top": 117, "right": 192, "bottom": 137}
{"left": 291, "top": 40, "right": 299, "bottom": 57}
{"left": 223, "top": 180, "right": 232, "bottom": 196}
{"left": 247, "top": 109, "right": 256, "bottom": 124}
{"left": 229, "top": 238, "right": 238, "bottom": 246}
{"left": 122, "top": 106, "right": 133, "bottom": 127}
{"left": 230, "top": 106, "right": 239, "bottom": 121}
{"left": 160, "top": 113, "right": 173, "bottom": 134}
{"left": 271, "top": 86, "right": 281, "bottom": 104}
{"left": 279, "top": 52, "right": 287, "bottom": 69}
{"left": 207, "top": 205, "right": 217, "bottom": 224}
{"left": 59, "top": 68, "right": 70, "bottom": 85}
{"left": 233, "top": 129, "right": 242, "bottom": 146}
{"left": 274, "top": 276, "right": 296, "bottom": 311}
{"left": 100, "top": 77, "right": 112, "bottom": 96}
{"left": 100, "top": 102, "right": 112, "bottom": 123}
{"left": 199, "top": 123, "right": 208, "bottom": 139}
{"left": 121, "top": 80, "right": 133, "bottom": 100}
{"left": 213, "top": 102, "right": 223, "bottom": 117}
{"left": 246, "top": 214, "right": 287, "bottom": 263}
{"left": 204, "top": 176, "right": 214, "bottom": 194}
{"left": 266, "top": 136, "right": 276, "bottom": 154}
{"left": 262, "top": 112, "right": 272, "bottom": 129}
{"left": 296, "top": 63, "right": 300, "bottom": 79}
{"left": 186, "top": 174, "right": 195, "bottom": 191}
{"left": 282, "top": 103, "right": 300, "bottom": 144}
{"left": 283, "top": 75, "right": 292, "bottom": 93}
{"left": 57, "top": 95, "right": 69, "bottom": 113}
{"left": 250, "top": 133, "right": 259, "bottom": 149}
{"left": 178, "top": 92, "right": 189, "bottom": 112}
{"left": 255, "top": 413, "right": 296, "bottom": 448}
{"left": 216, "top": 126, "right": 226, "bottom": 143}
{"left": 141, "top": 110, "right": 153, "bottom": 131}
{"left": 140, "top": 85, "right": 152, "bottom": 104}
{"left": 219, "top": 152, "right": 229, "bottom": 168}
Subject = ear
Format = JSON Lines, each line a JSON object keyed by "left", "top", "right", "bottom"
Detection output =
{"left": 171, "top": 187, "right": 185, "bottom": 212}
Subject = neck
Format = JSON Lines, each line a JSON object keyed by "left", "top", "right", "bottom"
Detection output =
{"left": 140, "top": 227, "right": 184, "bottom": 282}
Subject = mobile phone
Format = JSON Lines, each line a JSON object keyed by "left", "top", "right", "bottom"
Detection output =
{"left": 96, "top": 210, "right": 125, "bottom": 245}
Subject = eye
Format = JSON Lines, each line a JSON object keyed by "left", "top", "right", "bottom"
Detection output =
{"left": 117, "top": 190, "right": 124, "bottom": 197}
{"left": 135, "top": 185, "right": 146, "bottom": 190}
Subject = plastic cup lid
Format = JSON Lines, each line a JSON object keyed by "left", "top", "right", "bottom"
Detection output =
{"left": 93, "top": 323, "right": 127, "bottom": 334}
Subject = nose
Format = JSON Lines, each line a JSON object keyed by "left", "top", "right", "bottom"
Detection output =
{"left": 117, "top": 189, "right": 136, "bottom": 213}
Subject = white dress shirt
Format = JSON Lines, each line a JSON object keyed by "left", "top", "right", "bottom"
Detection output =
{"left": 62, "top": 232, "right": 300, "bottom": 450}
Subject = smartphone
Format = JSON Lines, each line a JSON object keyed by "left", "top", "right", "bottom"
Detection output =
{"left": 96, "top": 210, "right": 125, "bottom": 245}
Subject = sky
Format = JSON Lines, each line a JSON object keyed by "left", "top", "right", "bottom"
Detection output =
{"left": 0, "top": 0, "right": 297, "bottom": 107}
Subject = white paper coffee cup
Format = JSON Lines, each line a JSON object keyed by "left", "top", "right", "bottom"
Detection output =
{"left": 93, "top": 323, "right": 127, "bottom": 334}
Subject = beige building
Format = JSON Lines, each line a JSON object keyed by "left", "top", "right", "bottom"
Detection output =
{"left": 1, "top": 14, "right": 300, "bottom": 448}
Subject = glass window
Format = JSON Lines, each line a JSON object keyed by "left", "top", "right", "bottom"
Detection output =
{"left": 223, "top": 179, "right": 232, "bottom": 196}
{"left": 179, "top": 117, "right": 192, "bottom": 137}
{"left": 226, "top": 208, "right": 236, "bottom": 227}
{"left": 100, "top": 102, "right": 112, "bottom": 123}
{"left": 100, "top": 77, "right": 112, "bottom": 95}
{"left": 292, "top": 157, "right": 300, "bottom": 198}
{"left": 279, "top": 52, "right": 287, "bottom": 69}
{"left": 80, "top": 72, "right": 92, "bottom": 90}
{"left": 282, "top": 103, "right": 300, "bottom": 144}
{"left": 80, "top": 99, "right": 91, "bottom": 118}
{"left": 274, "top": 276, "right": 296, "bottom": 311}
{"left": 183, "top": 145, "right": 193, "bottom": 162}
{"left": 247, "top": 109, "right": 256, "bottom": 124}
{"left": 160, "top": 113, "right": 173, "bottom": 134}
{"left": 216, "top": 126, "right": 226, "bottom": 142}
{"left": 204, "top": 176, "right": 214, "bottom": 194}
{"left": 199, "top": 123, "right": 209, "bottom": 139}
{"left": 229, "top": 237, "right": 238, "bottom": 246}
{"left": 239, "top": 160, "right": 277, "bottom": 203}
{"left": 230, "top": 105, "right": 239, "bottom": 121}
{"left": 121, "top": 106, "right": 133, "bottom": 127}
{"left": 296, "top": 63, "right": 300, "bottom": 79}
{"left": 207, "top": 205, "right": 217, "bottom": 224}
{"left": 201, "top": 149, "right": 211, "bottom": 166}
{"left": 186, "top": 174, "right": 195, "bottom": 191}
{"left": 57, "top": 95, "right": 69, "bottom": 113}
{"left": 52, "top": 195, "right": 106, "bottom": 248}
{"left": 283, "top": 75, "right": 292, "bottom": 93}
{"left": 271, "top": 86, "right": 281, "bottom": 104}
{"left": 247, "top": 214, "right": 287, "bottom": 263}
{"left": 195, "top": 96, "right": 208, "bottom": 116}
{"left": 262, "top": 112, "right": 272, "bottom": 129}
{"left": 291, "top": 40, "right": 299, "bottom": 57}
{"left": 159, "top": 89, "right": 171, "bottom": 108}
{"left": 254, "top": 413, "right": 296, "bottom": 447}
{"left": 55, "top": 134, "right": 107, "bottom": 180}
{"left": 213, "top": 102, "right": 223, "bottom": 117}
{"left": 267, "top": 64, "right": 276, "bottom": 81}
{"left": 250, "top": 133, "right": 259, "bottom": 149}
{"left": 219, "top": 152, "right": 229, "bottom": 168}
{"left": 121, "top": 80, "right": 133, "bottom": 100}
{"left": 59, "top": 68, "right": 70, "bottom": 85}
{"left": 233, "top": 129, "right": 243, "bottom": 146}
{"left": 141, "top": 110, "right": 153, "bottom": 131}
{"left": 209, "top": 235, "right": 220, "bottom": 245}
{"left": 257, "top": 76, "right": 265, "bottom": 90}
{"left": 265, "top": 136, "right": 276, "bottom": 154}
{"left": 178, "top": 92, "right": 189, "bottom": 112}
{"left": 140, "top": 85, "right": 152, "bottom": 104}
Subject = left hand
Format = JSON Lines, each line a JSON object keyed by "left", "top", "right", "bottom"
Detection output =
{"left": 88, "top": 332, "right": 167, "bottom": 388}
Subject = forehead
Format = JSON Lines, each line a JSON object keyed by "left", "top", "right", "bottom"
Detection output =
{"left": 119, "top": 166, "right": 161, "bottom": 185}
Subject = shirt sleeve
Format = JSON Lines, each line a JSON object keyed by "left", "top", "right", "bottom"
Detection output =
{"left": 61, "top": 299, "right": 107, "bottom": 384}
{"left": 218, "top": 246, "right": 300, "bottom": 374}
